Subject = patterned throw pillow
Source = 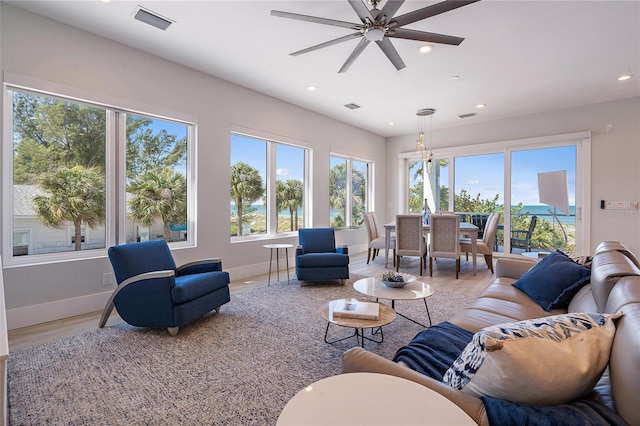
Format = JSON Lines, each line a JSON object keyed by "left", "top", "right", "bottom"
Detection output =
{"left": 560, "top": 250, "right": 593, "bottom": 268}
{"left": 442, "top": 312, "right": 622, "bottom": 405}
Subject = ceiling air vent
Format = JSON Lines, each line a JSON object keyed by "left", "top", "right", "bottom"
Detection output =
{"left": 134, "top": 6, "right": 174, "bottom": 31}
{"left": 458, "top": 112, "right": 479, "bottom": 119}
{"left": 344, "top": 103, "right": 361, "bottom": 110}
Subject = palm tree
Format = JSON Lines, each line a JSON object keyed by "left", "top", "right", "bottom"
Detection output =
{"left": 127, "top": 167, "right": 186, "bottom": 241}
{"left": 230, "top": 162, "right": 264, "bottom": 236}
{"left": 32, "top": 166, "right": 105, "bottom": 251}
{"left": 276, "top": 179, "right": 303, "bottom": 231}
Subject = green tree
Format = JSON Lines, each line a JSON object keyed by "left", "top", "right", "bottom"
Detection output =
{"left": 276, "top": 179, "right": 303, "bottom": 231}
{"left": 454, "top": 189, "right": 500, "bottom": 215}
{"left": 126, "top": 115, "right": 186, "bottom": 178}
{"left": 32, "top": 166, "right": 105, "bottom": 251}
{"left": 127, "top": 167, "right": 187, "bottom": 242}
{"left": 230, "top": 162, "right": 264, "bottom": 236}
{"left": 13, "top": 92, "right": 106, "bottom": 183}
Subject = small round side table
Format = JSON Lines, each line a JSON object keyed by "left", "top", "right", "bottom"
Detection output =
{"left": 263, "top": 243, "right": 294, "bottom": 285}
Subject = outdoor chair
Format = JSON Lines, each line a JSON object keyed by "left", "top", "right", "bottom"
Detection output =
{"left": 511, "top": 215, "right": 538, "bottom": 252}
{"left": 395, "top": 214, "right": 427, "bottom": 275}
{"left": 295, "top": 228, "right": 349, "bottom": 285}
{"left": 461, "top": 212, "right": 501, "bottom": 273}
{"left": 99, "top": 239, "right": 230, "bottom": 336}
{"left": 364, "top": 211, "right": 395, "bottom": 265}
{"left": 429, "top": 214, "right": 461, "bottom": 279}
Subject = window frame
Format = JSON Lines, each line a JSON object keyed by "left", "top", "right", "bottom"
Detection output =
{"left": 230, "top": 127, "right": 311, "bottom": 242}
{"left": 329, "top": 153, "right": 374, "bottom": 229}
{"left": 2, "top": 73, "right": 197, "bottom": 266}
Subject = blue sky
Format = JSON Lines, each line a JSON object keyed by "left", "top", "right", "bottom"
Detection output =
{"left": 230, "top": 133, "right": 304, "bottom": 180}
{"left": 454, "top": 146, "right": 576, "bottom": 206}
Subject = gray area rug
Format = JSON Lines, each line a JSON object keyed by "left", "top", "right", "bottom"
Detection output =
{"left": 8, "top": 276, "right": 474, "bottom": 425}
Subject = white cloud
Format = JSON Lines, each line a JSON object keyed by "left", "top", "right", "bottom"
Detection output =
{"left": 276, "top": 168, "right": 289, "bottom": 176}
{"left": 467, "top": 179, "right": 479, "bottom": 185}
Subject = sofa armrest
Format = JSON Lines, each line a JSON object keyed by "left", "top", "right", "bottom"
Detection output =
{"left": 341, "top": 347, "right": 488, "bottom": 425}
{"left": 495, "top": 257, "right": 536, "bottom": 280}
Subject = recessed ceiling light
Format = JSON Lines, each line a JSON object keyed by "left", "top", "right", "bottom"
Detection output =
{"left": 306, "top": 85, "right": 317, "bottom": 91}
{"left": 618, "top": 74, "right": 634, "bottom": 81}
{"left": 449, "top": 75, "right": 461, "bottom": 81}
{"left": 388, "top": 121, "right": 395, "bottom": 125}
{"left": 476, "top": 103, "right": 486, "bottom": 109}
{"left": 418, "top": 44, "right": 434, "bottom": 53}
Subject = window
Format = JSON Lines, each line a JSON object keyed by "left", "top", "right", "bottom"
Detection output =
{"left": 401, "top": 132, "right": 589, "bottom": 254}
{"left": 230, "top": 132, "right": 308, "bottom": 238}
{"left": 4, "top": 84, "right": 194, "bottom": 263}
{"left": 330, "top": 155, "right": 372, "bottom": 228}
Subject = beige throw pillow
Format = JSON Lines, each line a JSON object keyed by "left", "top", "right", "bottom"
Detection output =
{"left": 442, "top": 312, "right": 622, "bottom": 405}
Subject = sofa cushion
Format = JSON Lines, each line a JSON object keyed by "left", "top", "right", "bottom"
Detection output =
{"left": 513, "top": 250, "right": 591, "bottom": 311}
{"left": 442, "top": 312, "right": 622, "bottom": 405}
{"left": 172, "top": 271, "right": 230, "bottom": 303}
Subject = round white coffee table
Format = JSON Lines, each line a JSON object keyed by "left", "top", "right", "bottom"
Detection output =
{"left": 353, "top": 277, "right": 435, "bottom": 327}
{"left": 277, "top": 372, "right": 476, "bottom": 425}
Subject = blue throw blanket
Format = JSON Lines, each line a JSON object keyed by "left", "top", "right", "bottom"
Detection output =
{"left": 392, "top": 321, "right": 628, "bottom": 426}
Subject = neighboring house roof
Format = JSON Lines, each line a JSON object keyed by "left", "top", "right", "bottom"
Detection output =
{"left": 13, "top": 185, "right": 43, "bottom": 217}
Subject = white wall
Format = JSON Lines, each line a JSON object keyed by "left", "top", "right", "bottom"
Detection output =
{"left": 0, "top": 5, "right": 386, "bottom": 328}
{"left": 386, "top": 96, "right": 640, "bottom": 254}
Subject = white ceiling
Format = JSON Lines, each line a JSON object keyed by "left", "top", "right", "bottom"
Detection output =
{"left": 8, "top": 0, "right": 640, "bottom": 137}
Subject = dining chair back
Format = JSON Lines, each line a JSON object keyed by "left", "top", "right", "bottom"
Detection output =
{"left": 429, "top": 214, "right": 462, "bottom": 279}
{"left": 461, "top": 212, "right": 501, "bottom": 273}
{"left": 364, "top": 212, "right": 394, "bottom": 265}
{"left": 395, "top": 214, "right": 427, "bottom": 275}
{"left": 511, "top": 215, "right": 538, "bottom": 252}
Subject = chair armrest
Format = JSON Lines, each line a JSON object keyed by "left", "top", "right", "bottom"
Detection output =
{"left": 296, "top": 246, "right": 303, "bottom": 256}
{"left": 99, "top": 270, "right": 175, "bottom": 328}
{"left": 510, "top": 230, "right": 527, "bottom": 238}
{"left": 341, "top": 347, "right": 488, "bottom": 425}
{"left": 176, "top": 258, "right": 222, "bottom": 275}
{"left": 495, "top": 258, "right": 536, "bottom": 279}
{"left": 337, "top": 245, "right": 348, "bottom": 255}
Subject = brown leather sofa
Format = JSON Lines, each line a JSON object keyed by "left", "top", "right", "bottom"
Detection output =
{"left": 342, "top": 241, "right": 640, "bottom": 425}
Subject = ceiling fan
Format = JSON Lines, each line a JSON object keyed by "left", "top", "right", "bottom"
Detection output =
{"left": 271, "top": 0, "right": 480, "bottom": 73}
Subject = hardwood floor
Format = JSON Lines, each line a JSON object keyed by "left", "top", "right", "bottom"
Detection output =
{"left": 7, "top": 250, "right": 495, "bottom": 352}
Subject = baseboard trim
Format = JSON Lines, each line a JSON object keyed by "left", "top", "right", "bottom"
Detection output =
{"left": 7, "top": 291, "right": 112, "bottom": 330}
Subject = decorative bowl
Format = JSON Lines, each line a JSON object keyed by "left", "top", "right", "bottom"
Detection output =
{"left": 375, "top": 272, "right": 416, "bottom": 288}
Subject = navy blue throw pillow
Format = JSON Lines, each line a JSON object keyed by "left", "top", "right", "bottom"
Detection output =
{"left": 513, "top": 250, "right": 591, "bottom": 311}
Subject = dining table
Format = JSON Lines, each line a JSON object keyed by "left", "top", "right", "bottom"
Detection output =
{"left": 384, "top": 220, "right": 480, "bottom": 275}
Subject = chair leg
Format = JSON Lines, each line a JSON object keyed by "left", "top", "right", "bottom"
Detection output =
{"left": 168, "top": 327, "right": 179, "bottom": 336}
{"left": 484, "top": 254, "right": 494, "bottom": 273}
{"left": 456, "top": 259, "right": 460, "bottom": 279}
{"left": 396, "top": 256, "right": 400, "bottom": 272}
{"left": 367, "top": 248, "right": 372, "bottom": 264}
{"left": 215, "top": 306, "right": 221, "bottom": 313}
{"left": 429, "top": 257, "right": 433, "bottom": 277}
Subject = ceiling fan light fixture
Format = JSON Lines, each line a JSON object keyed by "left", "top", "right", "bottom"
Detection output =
{"left": 419, "top": 44, "right": 434, "bottom": 53}
{"left": 618, "top": 73, "right": 634, "bottom": 81}
{"left": 364, "top": 27, "right": 385, "bottom": 42}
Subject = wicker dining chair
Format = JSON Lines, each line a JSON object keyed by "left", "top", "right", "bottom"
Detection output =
{"left": 395, "top": 214, "right": 427, "bottom": 275}
{"left": 429, "top": 214, "right": 461, "bottom": 279}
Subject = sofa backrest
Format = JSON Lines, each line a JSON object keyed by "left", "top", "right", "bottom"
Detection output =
{"left": 605, "top": 277, "right": 640, "bottom": 425}
{"left": 590, "top": 242, "right": 640, "bottom": 312}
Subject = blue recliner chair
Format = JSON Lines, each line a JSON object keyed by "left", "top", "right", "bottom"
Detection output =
{"left": 295, "top": 228, "right": 349, "bottom": 285}
{"left": 99, "top": 240, "right": 230, "bottom": 336}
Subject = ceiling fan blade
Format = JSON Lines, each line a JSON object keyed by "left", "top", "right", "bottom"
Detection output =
{"left": 388, "top": 28, "right": 464, "bottom": 45}
{"left": 392, "top": 0, "right": 480, "bottom": 28}
{"left": 378, "top": 0, "right": 405, "bottom": 24}
{"left": 271, "top": 10, "right": 361, "bottom": 30}
{"left": 338, "top": 38, "right": 370, "bottom": 73}
{"left": 375, "top": 38, "right": 406, "bottom": 71}
{"left": 348, "top": 0, "right": 374, "bottom": 23}
{"left": 290, "top": 33, "right": 363, "bottom": 56}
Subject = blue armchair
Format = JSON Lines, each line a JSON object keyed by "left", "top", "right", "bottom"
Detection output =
{"left": 99, "top": 240, "right": 230, "bottom": 336}
{"left": 295, "top": 228, "right": 349, "bottom": 285}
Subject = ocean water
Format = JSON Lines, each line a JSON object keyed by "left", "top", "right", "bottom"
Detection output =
{"left": 231, "top": 204, "right": 576, "bottom": 224}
